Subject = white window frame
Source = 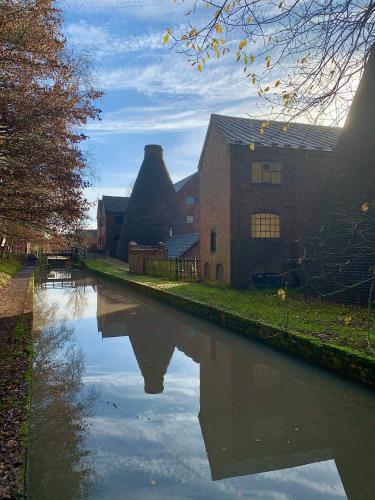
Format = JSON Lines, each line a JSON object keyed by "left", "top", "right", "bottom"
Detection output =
{"left": 186, "top": 215, "right": 195, "bottom": 224}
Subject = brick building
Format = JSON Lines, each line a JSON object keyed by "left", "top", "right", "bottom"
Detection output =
{"left": 174, "top": 172, "right": 200, "bottom": 234}
{"left": 97, "top": 196, "right": 129, "bottom": 257}
{"left": 199, "top": 114, "right": 342, "bottom": 288}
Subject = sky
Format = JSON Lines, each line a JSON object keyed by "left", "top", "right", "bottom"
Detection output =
{"left": 59, "top": 0, "right": 265, "bottom": 227}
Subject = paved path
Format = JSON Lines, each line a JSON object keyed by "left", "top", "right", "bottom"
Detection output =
{"left": 0, "top": 267, "right": 34, "bottom": 319}
{"left": 101, "top": 257, "right": 129, "bottom": 271}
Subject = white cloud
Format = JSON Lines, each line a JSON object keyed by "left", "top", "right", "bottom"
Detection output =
{"left": 65, "top": 21, "right": 163, "bottom": 56}
{"left": 60, "top": 0, "right": 197, "bottom": 20}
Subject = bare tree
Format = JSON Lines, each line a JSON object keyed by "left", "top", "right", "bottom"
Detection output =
{"left": 166, "top": 0, "right": 375, "bottom": 124}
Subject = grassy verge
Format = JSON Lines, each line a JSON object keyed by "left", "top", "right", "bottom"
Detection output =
{"left": 0, "top": 315, "right": 33, "bottom": 498}
{"left": 86, "top": 258, "right": 375, "bottom": 359}
{"left": 0, "top": 256, "right": 24, "bottom": 289}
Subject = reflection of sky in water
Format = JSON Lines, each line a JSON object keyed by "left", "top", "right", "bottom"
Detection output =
{"left": 31, "top": 277, "right": 375, "bottom": 500}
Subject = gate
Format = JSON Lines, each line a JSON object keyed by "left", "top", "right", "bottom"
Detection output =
{"left": 144, "top": 257, "right": 200, "bottom": 281}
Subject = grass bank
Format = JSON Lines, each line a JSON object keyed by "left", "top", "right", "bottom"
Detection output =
{"left": 85, "top": 258, "right": 375, "bottom": 388}
{"left": 0, "top": 256, "right": 24, "bottom": 289}
{"left": 0, "top": 314, "right": 33, "bottom": 498}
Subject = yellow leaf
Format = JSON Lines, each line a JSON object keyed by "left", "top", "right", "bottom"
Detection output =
{"left": 277, "top": 289, "right": 287, "bottom": 302}
{"left": 247, "top": 16, "right": 253, "bottom": 24}
{"left": 239, "top": 39, "right": 248, "bottom": 50}
{"left": 265, "top": 56, "right": 271, "bottom": 68}
{"left": 251, "top": 75, "right": 256, "bottom": 85}
{"left": 163, "top": 33, "right": 169, "bottom": 44}
{"left": 243, "top": 54, "right": 248, "bottom": 65}
{"left": 282, "top": 125, "right": 289, "bottom": 132}
{"left": 343, "top": 316, "right": 352, "bottom": 326}
{"left": 250, "top": 53, "right": 255, "bottom": 63}
{"left": 275, "top": 80, "right": 280, "bottom": 87}
{"left": 264, "top": 86, "right": 270, "bottom": 92}
{"left": 197, "top": 64, "right": 203, "bottom": 72}
{"left": 249, "top": 143, "right": 255, "bottom": 151}
{"left": 215, "top": 23, "right": 222, "bottom": 33}
{"left": 362, "top": 201, "right": 369, "bottom": 212}
{"left": 225, "top": 3, "right": 230, "bottom": 13}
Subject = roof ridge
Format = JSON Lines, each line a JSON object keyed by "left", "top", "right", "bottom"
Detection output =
{"left": 211, "top": 113, "right": 342, "bottom": 131}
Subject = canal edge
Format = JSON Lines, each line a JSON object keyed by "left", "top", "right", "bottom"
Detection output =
{"left": 84, "top": 263, "right": 375, "bottom": 390}
{"left": 0, "top": 269, "right": 34, "bottom": 499}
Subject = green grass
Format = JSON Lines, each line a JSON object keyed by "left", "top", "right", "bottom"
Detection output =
{"left": 0, "top": 256, "right": 24, "bottom": 289}
{"left": 0, "top": 315, "right": 33, "bottom": 497}
{"left": 86, "top": 258, "right": 375, "bottom": 358}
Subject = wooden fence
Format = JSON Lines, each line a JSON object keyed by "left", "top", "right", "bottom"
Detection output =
{"left": 144, "top": 257, "right": 200, "bottom": 281}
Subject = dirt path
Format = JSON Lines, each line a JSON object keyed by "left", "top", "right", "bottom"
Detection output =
{"left": 0, "top": 267, "right": 34, "bottom": 320}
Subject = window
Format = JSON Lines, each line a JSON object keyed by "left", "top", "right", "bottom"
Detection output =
{"left": 216, "top": 263, "right": 224, "bottom": 281}
{"left": 251, "top": 213, "right": 280, "bottom": 238}
{"left": 186, "top": 215, "right": 195, "bottom": 224}
{"left": 204, "top": 262, "right": 210, "bottom": 278}
{"left": 252, "top": 161, "right": 281, "bottom": 184}
{"left": 0, "top": 237, "right": 6, "bottom": 247}
{"left": 115, "top": 215, "right": 124, "bottom": 225}
{"left": 186, "top": 196, "right": 195, "bottom": 205}
{"left": 210, "top": 230, "right": 216, "bottom": 253}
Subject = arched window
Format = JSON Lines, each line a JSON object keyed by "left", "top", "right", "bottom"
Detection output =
{"left": 204, "top": 262, "right": 210, "bottom": 278}
{"left": 216, "top": 263, "right": 224, "bottom": 281}
{"left": 251, "top": 213, "right": 280, "bottom": 238}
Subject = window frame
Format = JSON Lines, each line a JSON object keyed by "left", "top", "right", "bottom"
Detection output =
{"left": 252, "top": 161, "right": 282, "bottom": 185}
{"left": 216, "top": 263, "right": 224, "bottom": 281}
{"left": 204, "top": 262, "right": 211, "bottom": 278}
{"left": 210, "top": 229, "right": 216, "bottom": 254}
{"left": 251, "top": 213, "right": 281, "bottom": 238}
{"left": 186, "top": 215, "right": 195, "bottom": 224}
{"left": 185, "top": 196, "right": 195, "bottom": 205}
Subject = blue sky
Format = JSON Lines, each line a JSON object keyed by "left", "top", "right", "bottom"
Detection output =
{"left": 59, "top": 0, "right": 265, "bottom": 227}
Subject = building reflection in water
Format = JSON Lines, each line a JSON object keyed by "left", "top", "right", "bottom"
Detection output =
{"left": 96, "top": 280, "right": 375, "bottom": 500}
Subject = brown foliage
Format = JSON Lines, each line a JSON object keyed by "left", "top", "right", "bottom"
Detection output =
{"left": 0, "top": 0, "right": 102, "bottom": 243}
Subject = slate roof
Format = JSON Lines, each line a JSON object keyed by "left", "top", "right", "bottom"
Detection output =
{"left": 102, "top": 195, "right": 129, "bottom": 213}
{"left": 174, "top": 172, "right": 198, "bottom": 192}
{"left": 166, "top": 233, "right": 200, "bottom": 258}
{"left": 211, "top": 114, "right": 342, "bottom": 152}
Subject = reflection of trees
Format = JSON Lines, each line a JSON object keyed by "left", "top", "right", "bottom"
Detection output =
{"left": 64, "top": 285, "right": 89, "bottom": 319}
{"left": 28, "top": 301, "right": 100, "bottom": 500}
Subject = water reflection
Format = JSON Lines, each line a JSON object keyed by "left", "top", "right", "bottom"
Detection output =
{"left": 29, "top": 274, "right": 375, "bottom": 500}
{"left": 96, "top": 280, "right": 375, "bottom": 500}
{"left": 28, "top": 297, "right": 100, "bottom": 500}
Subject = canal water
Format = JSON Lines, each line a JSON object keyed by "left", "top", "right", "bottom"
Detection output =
{"left": 27, "top": 271, "right": 375, "bottom": 500}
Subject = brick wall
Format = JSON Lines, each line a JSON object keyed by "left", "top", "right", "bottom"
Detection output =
{"left": 105, "top": 212, "right": 124, "bottom": 257}
{"left": 230, "top": 144, "right": 332, "bottom": 287}
{"left": 128, "top": 242, "right": 167, "bottom": 274}
{"left": 199, "top": 123, "right": 232, "bottom": 284}
{"left": 176, "top": 173, "right": 200, "bottom": 234}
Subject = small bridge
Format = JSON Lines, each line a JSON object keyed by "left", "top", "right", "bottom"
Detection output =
{"left": 40, "top": 247, "right": 86, "bottom": 266}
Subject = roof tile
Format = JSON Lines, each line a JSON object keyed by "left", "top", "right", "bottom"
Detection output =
{"left": 212, "top": 114, "right": 342, "bottom": 152}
